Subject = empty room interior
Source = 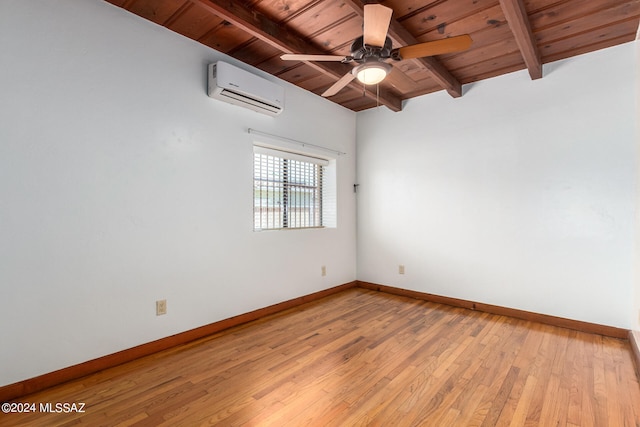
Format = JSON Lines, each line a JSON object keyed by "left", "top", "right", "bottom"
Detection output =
{"left": 1, "top": 0, "right": 640, "bottom": 425}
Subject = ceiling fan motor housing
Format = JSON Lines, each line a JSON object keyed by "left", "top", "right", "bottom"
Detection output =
{"left": 350, "top": 36, "right": 393, "bottom": 62}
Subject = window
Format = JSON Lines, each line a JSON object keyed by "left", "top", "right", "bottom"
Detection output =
{"left": 253, "top": 146, "right": 329, "bottom": 230}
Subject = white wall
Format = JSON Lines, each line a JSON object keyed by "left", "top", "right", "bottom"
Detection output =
{"left": 635, "top": 40, "right": 640, "bottom": 331}
{"left": 0, "top": 0, "right": 356, "bottom": 386}
{"left": 357, "top": 42, "right": 638, "bottom": 329}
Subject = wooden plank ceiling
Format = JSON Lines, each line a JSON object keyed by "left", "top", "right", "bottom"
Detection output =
{"left": 106, "top": 0, "right": 640, "bottom": 112}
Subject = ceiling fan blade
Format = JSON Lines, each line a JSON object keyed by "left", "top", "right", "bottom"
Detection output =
{"left": 363, "top": 4, "right": 393, "bottom": 48}
{"left": 322, "top": 72, "right": 356, "bottom": 97}
{"left": 396, "top": 35, "right": 472, "bottom": 60}
{"left": 281, "top": 54, "right": 346, "bottom": 62}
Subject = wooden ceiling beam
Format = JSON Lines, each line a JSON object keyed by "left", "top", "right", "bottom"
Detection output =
{"left": 499, "top": 0, "right": 542, "bottom": 79}
{"left": 190, "top": 0, "right": 403, "bottom": 111}
{"left": 341, "top": 0, "right": 464, "bottom": 98}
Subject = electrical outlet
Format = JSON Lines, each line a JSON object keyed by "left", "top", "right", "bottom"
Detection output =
{"left": 399, "top": 265, "right": 405, "bottom": 275}
{"left": 156, "top": 299, "right": 167, "bottom": 316}
{"left": 321, "top": 265, "right": 327, "bottom": 277}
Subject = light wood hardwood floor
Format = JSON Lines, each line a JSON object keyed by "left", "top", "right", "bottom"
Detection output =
{"left": 4, "top": 288, "right": 640, "bottom": 426}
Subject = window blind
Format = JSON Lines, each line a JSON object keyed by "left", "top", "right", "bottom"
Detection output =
{"left": 253, "top": 146, "right": 326, "bottom": 230}
{"left": 253, "top": 145, "right": 330, "bottom": 166}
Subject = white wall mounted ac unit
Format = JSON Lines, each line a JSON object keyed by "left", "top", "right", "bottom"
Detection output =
{"left": 208, "top": 61, "right": 285, "bottom": 116}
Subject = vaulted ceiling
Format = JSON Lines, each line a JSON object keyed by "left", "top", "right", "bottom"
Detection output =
{"left": 106, "top": 0, "right": 640, "bottom": 112}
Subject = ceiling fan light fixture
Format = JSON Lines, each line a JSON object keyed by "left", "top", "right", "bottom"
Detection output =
{"left": 353, "top": 61, "right": 392, "bottom": 85}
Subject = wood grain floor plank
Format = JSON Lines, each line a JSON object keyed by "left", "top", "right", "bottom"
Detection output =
{"left": 3, "top": 288, "right": 640, "bottom": 427}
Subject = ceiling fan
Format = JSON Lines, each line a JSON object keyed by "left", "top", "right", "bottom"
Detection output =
{"left": 280, "top": 4, "right": 472, "bottom": 97}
